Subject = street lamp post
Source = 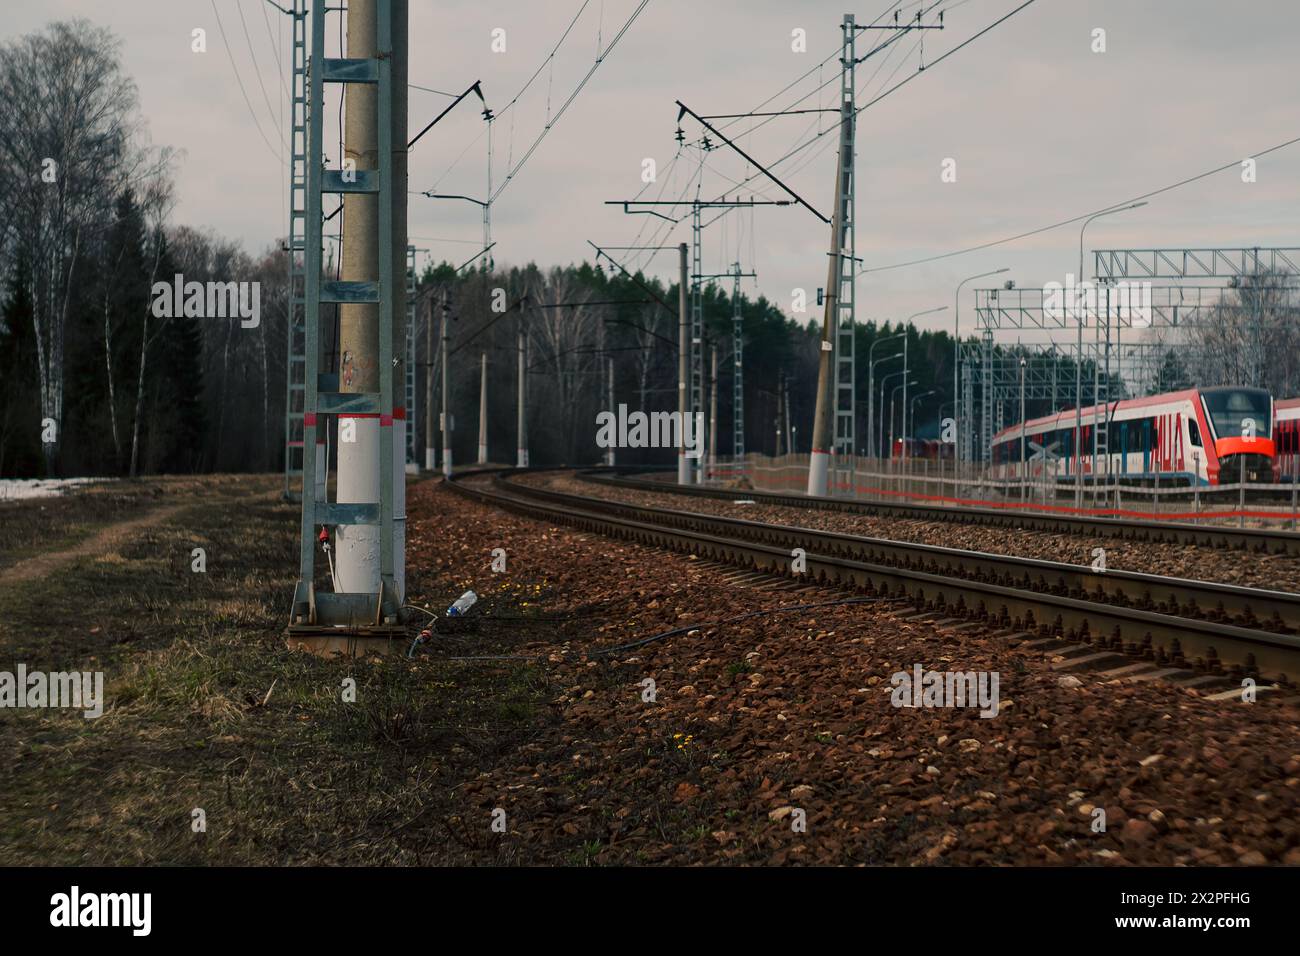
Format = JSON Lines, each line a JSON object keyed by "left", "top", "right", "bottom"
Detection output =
{"left": 910, "top": 388, "right": 936, "bottom": 498}
{"left": 889, "top": 379, "right": 918, "bottom": 460}
{"left": 879, "top": 369, "right": 908, "bottom": 462}
{"left": 869, "top": 352, "right": 903, "bottom": 457}
{"left": 868, "top": 330, "right": 906, "bottom": 461}
{"left": 909, "top": 389, "right": 936, "bottom": 452}
{"left": 899, "top": 307, "right": 947, "bottom": 466}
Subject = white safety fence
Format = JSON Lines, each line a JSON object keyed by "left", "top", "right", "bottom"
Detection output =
{"left": 700, "top": 454, "right": 1300, "bottom": 530}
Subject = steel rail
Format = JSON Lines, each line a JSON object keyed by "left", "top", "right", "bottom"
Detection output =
{"left": 446, "top": 469, "right": 1300, "bottom": 685}
{"left": 579, "top": 469, "right": 1300, "bottom": 556}
{"left": 496, "top": 474, "right": 1300, "bottom": 636}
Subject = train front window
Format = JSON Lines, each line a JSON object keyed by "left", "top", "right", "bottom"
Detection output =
{"left": 1201, "top": 389, "right": 1271, "bottom": 441}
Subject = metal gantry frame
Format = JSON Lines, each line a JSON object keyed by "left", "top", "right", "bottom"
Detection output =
{"left": 731, "top": 261, "right": 746, "bottom": 458}
{"left": 1094, "top": 247, "right": 1300, "bottom": 282}
{"left": 690, "top": 202, "right": 704, "bottom": 476}
{"left": 1093, "top": 247, "right": 1300, "bottom": 391}
{"left": 960, "top": 340, "right": 1112, "bottom": 460}
{"left": 961, "top": 246, "right": 1300, "bottom": 462}
{"left": 605, "top": 196, "right": 792, "bottom": 479}
{"left": 290, "top": 0, "right": 401, "bottom": 633}
{"left": 697, "top": 262, "right": 756, "bottom": 462}
{"left": 282, "top": 0, "right": 309, "bottom": 500}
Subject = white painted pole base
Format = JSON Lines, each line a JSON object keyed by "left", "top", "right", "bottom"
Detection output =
{"left": 424, "top": 448, "right": 435, "bottom": 471}
{"left": 477, "top": 444, "right": 488, "bottom": 464}
{"left": 335, "top": 416, "right": 377, "bottom": 590}
{"left": 442, "top": 447, "right": 453, "bottom": 478}
{"left": 517, "top": 449, "right": 528, "bottom": 467}
{"left": 335, "top": 417, "right": 405, "bottom": 602}
{"left": 392, "top": 419, "right": 406, "bottom": 602}
{"left": 677, "top": 454, "right": 690, "bottom": 485}
{"left": 807, "top": 450, "right": 831, "bottom": 497}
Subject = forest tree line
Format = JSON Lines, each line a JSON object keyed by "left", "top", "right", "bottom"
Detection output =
{"left": 7, "top": 19, "right": 1291, "bottom": 480}
{"left": 0, "top": 19, "right": 970, "bottom": 479}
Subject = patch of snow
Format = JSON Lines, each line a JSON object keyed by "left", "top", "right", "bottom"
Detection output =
{"left": 0, "top": 478, "right": 106, "bottom": 501}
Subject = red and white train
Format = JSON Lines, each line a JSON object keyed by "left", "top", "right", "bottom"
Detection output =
{"left": 991, "top": 386, "right": 1276, "bottom": 486}
{"left": 1277, "top": 397, "right": 1300, "bottom": 479}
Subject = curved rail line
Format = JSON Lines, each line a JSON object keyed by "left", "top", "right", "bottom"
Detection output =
{"left": 448, "top": 468, "right": 1300, "bottom": 687}
{"left": 579, "top": 469, "right": 1300, "bottom": 557}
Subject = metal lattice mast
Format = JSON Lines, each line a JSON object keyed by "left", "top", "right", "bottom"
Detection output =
{"left": 960, "top": 361, "right": 974, "bottom": 463}
{"left": 698, "top": 262, "right": 756, "bottom": 465}
{"left": 1092, "top": 282, "right": 1111, "bottom": 483}
{"left": 731, "top": 262, "right": 745, "bottom": 458}
{"left": 604, "top": 195, "right": 789, "bottom": 479}
{"left": 282, "top": 0, "right": 309, "bottom": 500}
{"left": 404, "top": 244, "right": 416, "bottom": 470}
{"left": 290, "top": 0, "right": 402, "bottom": 635}
{"left": 690, "top": 203, "right": 704, "bottom": 477}
{"left": 832, "top": 13, "right": 857, "bottom": 484}
{"left": 980, "top": 329, "right": 994, "bottom": 461}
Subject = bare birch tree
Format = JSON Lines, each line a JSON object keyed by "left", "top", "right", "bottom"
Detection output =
{"left": 0, "top": 20, "right": 164, "bottom": 474}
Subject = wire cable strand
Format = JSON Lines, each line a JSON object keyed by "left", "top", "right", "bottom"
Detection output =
{"left": 860, "top": 132, "right": 1300, "bottom": 274}
{"left": 490, "top": 0, "right": 651, "bottom": 204}
{"left": 210, "top": 0, "right": 283, "bottom": 163}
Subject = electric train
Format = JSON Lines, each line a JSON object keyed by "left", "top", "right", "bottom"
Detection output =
{"left": 1276, "top": 397, "right": 1300, "bottom": 480}
{"left": 990, "top": 386, "right": 1276, "bottom": 486}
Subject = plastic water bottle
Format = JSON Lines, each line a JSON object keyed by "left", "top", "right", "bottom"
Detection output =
{"left": 446, "top": 590, "right": 477, "bottom": 617}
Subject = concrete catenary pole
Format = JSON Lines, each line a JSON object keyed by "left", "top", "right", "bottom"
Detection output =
{"left": 441, "top": 301, "right": 451, "bottom": 477}
{"left": 677, "top": 242, "right": 690, "bottom": 485}
{"left": 775, "top": 370, "right": 785, "bottom": 457}
{"left": 335, "top": 0, "right": 407, "bottom": 599}
{"left": 605, "top": 357, "right": 615, "bottom": 467}
{"left": 780, "top": 382, "right": 790, "bottom": 455}
{"left": 708, "top": 344, "right": 718, "bottom": 478}
{"left": 424, "top": 292, "right": 436, "bottom": 470}
{"left": 516, "top": 325, "right": 528, "bottom": 466}
{"left": 390, "top": 0, "right": 408, "bottom": 590}
{"left": 477, "top": 351, "right": 488, "bottom": 464}
{"left": 806, "top": 88, "right": 851, "bottom": 496}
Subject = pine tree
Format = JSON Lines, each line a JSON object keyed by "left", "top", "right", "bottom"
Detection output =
{"left": 144, "top": 232, "right": 207, "bottom": 473}
{"left": 0, "top": 255, "right": 42, "bottom": 476}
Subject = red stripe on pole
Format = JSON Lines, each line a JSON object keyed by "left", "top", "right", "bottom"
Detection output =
{"left": 335, "top": 409, "right": 408, "bottom": 420}
{"left": 303, "top": 413, "right": 317, "bottom": 426}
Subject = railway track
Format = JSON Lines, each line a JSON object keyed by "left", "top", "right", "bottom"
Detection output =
{"left": 449, "top": 468, "right": 1300, "bottom": 688}
{"left": 579, "top": 469, "right": 1300, "bottom": 556}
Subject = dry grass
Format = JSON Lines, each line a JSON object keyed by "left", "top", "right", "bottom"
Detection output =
{"left": 0, "top": 473, "right": 555, "bottom": 865}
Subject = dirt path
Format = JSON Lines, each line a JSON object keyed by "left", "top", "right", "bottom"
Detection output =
{"left": 0, "top": 502, "right": 190, "bottom": 587}
{"left": 0, "top": 480, "right": 282, "bottom": 588}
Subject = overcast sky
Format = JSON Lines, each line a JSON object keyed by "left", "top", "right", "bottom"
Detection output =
{"left": 7, "top": 0, "right": 1299, "bottom": 340}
